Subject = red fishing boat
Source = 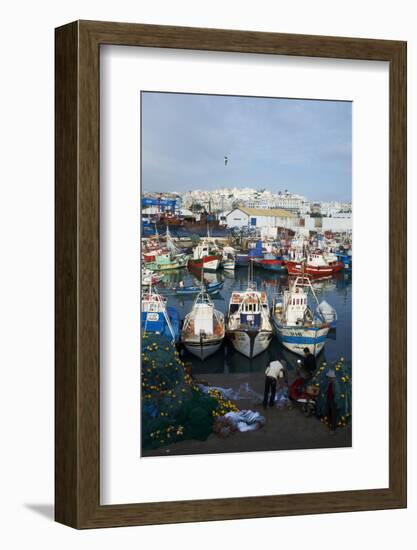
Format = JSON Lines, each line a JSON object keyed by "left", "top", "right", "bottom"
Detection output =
{"left": 286, "top": 252, "right": 343, "bottom": 278}
{"left": 188, "top": 238, "right": 222, "bottom": 272}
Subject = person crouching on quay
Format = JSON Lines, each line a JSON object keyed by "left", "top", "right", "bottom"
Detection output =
{"left": 263, "top": 360, "right": 285, "bottom": 409}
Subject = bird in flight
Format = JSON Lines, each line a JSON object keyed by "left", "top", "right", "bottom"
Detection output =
{"left": 224, "top": 156, "right": 229, "bottom": 166}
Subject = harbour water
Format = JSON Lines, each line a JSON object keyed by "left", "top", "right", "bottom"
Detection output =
{"left": 154, "top": 267, "right": 352, "bottom": 376}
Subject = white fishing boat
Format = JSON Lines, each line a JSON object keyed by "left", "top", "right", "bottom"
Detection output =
{"left": 222, "top": 253, "right": 235, "bottom": 271}
{"left": 226, "top": 282, "right": 273, "bottom": 359}
{"left": 271, "top": 276, "right": 331, "bottom": 356}
{"left": 181, "top": 287, "right": 225, "bottom": 360}
{"left": 316, "top": 300, "right": 337, "bottom": 329}
{"left": 221, "top": 246, "right": 236, "bottom": 270}
{"left": 222, "top": 258, "right": 235, "bottom": 270}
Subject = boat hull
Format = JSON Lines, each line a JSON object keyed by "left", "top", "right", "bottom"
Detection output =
{"left": 160, "top": 281, "right": 224, "bottom": 296}
{"left": 272, "top": 319, "right": 329, "bottom": 356}
{"left": 222, "top": 260, "right": 235, "bottom": 271}
{"left": 254, "top": 258, "right": 287, "bottom": 272}
{"left": 183, "top": 338, "right": 223, "bottom": 360}
{"left": 235, "top": 254, "right": 262, "bottom": 267}
{"left": 146, "top": 255, "right": 189, "bottom": 271}
{"left": 235, "top": 254, "right": 249, "bottom": 267}
{"left": 188, "top": 254, "right": 222, "bottom": 272}
{"left": 286, "top": 261, "right": 343, "bottom": 278}
{"left": 227, "top": 328, "right": 272, "bottom": 358}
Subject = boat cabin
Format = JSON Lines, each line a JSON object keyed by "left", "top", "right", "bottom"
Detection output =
{"left": 192, "top": 303, "right": 214, "bottom": 336}
{"left": 192, "top": 238, "right": 219, "bottom": 260}
{"left": 307, "top": 252, "right": 328, "bottom": 267}
{"left": 281, "top": 287, "right": 313, "bottom": 326}
{"left": 228, "top": 290, "right": 268, "bottom": 328}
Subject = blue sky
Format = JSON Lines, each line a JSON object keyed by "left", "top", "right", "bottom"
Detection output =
{"left": 141, "top": 92, "right": 352, "bottom": 201}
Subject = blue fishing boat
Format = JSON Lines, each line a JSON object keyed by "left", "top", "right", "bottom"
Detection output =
{"left": 271, "top": 276, "right": 332, "bottom": 357}
{"left": 253, "top": 254, "right": 287, "bottom": 272}
{"left": 334, "top": 252, "right": 352, "bottom": 272}
{"left": 235, "top": 240, "right": 263, "bottom": 267}
{"left": 141, "top": 286, "right": 180, "bottom": 342}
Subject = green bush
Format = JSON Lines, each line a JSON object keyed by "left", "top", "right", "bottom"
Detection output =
{"left": 310, "top": 359, "right": 352, "bottom": 427}
{"left": 141, "top": 334, "right": 220, "bottom": 449}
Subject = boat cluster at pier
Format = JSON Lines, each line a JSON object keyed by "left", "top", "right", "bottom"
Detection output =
{"left": 141, "top": 227, "right": 351, "bottom": 361}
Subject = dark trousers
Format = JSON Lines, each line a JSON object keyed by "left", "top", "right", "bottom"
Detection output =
{"left": 326, "top": 398, "right": 337, "bottom": 431}
{"left": 263, "top": 376, "right": 277, "bottom": 408}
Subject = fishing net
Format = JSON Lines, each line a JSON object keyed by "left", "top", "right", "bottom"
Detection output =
{"left": 141, "top": 334, "right": 239, "bottom": 450}
{"left": 309, "top": 358, "right": 352, "bottom": 428}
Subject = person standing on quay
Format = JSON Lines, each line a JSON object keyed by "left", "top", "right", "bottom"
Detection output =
{"left": 325, "top": 369, "right": 337, "bottom": 434}
{"left": 303, "top": 347, "right": 317, "bottom": 376}
{"left": 263, "top": 360, "right": 285, "bottom": 409}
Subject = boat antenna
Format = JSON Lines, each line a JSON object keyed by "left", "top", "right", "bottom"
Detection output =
{"left": 160, "top": 296, "right": 176, "bottom": 344}
{"left": 200, "top": 266, "right": 205, "bottom": 289}
{"left": 143, "top": 277, "right": 152, "bottom": 333}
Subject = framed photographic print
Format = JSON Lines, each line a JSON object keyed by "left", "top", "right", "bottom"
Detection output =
{"left": 55, "top": 20, "right": 407, "bottom": 528}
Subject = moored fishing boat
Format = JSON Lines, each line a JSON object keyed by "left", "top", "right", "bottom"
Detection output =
{"left": 145, "top": 227, "right": 189, "bottom": 271}
{"left": 253, "top": 254, "right": 287, "bottom": 272}
{"left": 142, "top": 268, "right": 164, "bottom": 285}
{"left": 222, "top": 258, "right": 235, "bottom": 270}
{"left": 226, "top": 282, "right": 273, "bottom": 359}
{"left": 334, "top": 251, "right": 352, "bottom": 272}
{"left": 235, "top": 239, "right": 263, "bottom": 267}
{"left": 316, "top": 300, "right": 338, "bottom": 329}
{"left": 222, "top": 246, "right": 236, "bottom": 270}
{"left": 159, "top": 281, "right": 224, "bottom": 296}
{"left": 188, "top": 237, "right": 222, "bottom": 272}
{"left": 181, "top": 287, "right": 225, "bottom": 360}
{"left": 141, "top": 285, "right": 180, "bottom": 342}
{"left": 286, "top": 251, "right": 343, "bottom": 278}
{"left": 271, "top": 276, "right": 331, "bottom": 356}
{"left": 146, "top": 252, "right": 189, "bottom": 271}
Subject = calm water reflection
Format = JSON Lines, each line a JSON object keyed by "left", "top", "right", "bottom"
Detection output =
{"left": 156, "top": 267, "right": 352, "bottom": 375}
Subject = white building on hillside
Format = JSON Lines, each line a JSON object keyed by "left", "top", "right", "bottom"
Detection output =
{"left": 273, "top": 193, "right": 306, "bottom": 213}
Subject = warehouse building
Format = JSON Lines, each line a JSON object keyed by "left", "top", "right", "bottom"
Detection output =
{"left": 225, "top": 207, "right": 298, "bottom": 231}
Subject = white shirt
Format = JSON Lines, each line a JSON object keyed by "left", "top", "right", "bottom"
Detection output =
{"left": 265, "top": 360, "right": 285, "bottom": 380}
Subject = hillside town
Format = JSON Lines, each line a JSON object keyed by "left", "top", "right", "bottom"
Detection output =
{"left": 142, "top": 187, "right": 352, "bottom": 237}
